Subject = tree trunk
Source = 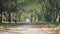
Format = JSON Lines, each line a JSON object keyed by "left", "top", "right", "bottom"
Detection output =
{"left": 56, "top": 14, "right": 59, "bottom": 22}
{"left": 8, "top": 12, "right": 11, "bottom": 23}
{"left": 0, "top": 11, "right": 2, "bottom": 23}
{"left": 0, "top": 1, "right": 3, "bottom": 23}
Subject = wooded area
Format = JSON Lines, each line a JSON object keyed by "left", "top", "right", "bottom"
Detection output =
{"left": 0, "top": 0, "right": 60, "bottom": 23}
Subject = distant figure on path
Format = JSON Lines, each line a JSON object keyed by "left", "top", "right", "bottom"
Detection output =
{"left": 30, "top": 15, "right": 32, "bottom": 23}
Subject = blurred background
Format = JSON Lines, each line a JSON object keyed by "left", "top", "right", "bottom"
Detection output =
{"left": 0, "top": 0, "right": 60, "bottom": 26}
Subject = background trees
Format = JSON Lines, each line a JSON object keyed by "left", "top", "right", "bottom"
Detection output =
{"left": 0, "top": 0, "right": 17, "bottom": 23}
{"left": 0, "top": 0, "right": 60, "bottom": 23}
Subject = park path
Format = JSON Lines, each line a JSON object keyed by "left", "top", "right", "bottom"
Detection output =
{"left": 2, "top": 25, "right": 50, "bottom": 34}
{"left": 0, "top": 23, "right": 59, "bottom": 34}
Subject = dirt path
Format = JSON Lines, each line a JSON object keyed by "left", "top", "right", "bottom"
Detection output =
{"left": 0, "top": 24, "right": 59, "bottom": 34}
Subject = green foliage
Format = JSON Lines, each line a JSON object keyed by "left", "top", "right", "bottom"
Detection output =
{"left": 0, "top": 0, "right": 60, "bottom": 23}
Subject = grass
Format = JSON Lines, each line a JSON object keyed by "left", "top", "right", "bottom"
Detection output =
{"left": 0, "top": 23, "right": 17, "bottom": 27}
{"left": 34, "top": 21, "right": 60, "bottom": 26}
{"left": 36, "top": 21, "right": 60, "bottom": 29}
{"left": 0, "top": 22, "right": 60, "bottom": 29}
{"left": 0, "top": 23, "right": 27, "bottom": 27}
{"left": 0, "top": 23, "right": 12, "bottom": 27}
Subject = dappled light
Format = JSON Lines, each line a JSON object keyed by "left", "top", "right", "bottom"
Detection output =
{"left": 0, "top": 0, "right": 60, "bottom": 34}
